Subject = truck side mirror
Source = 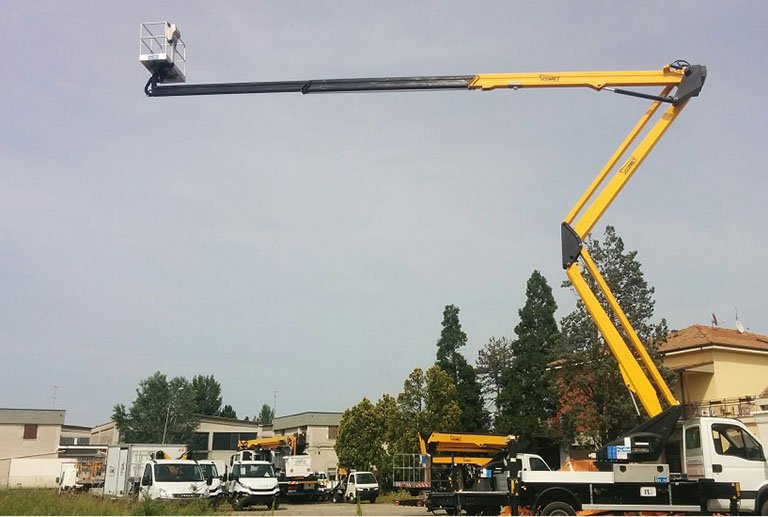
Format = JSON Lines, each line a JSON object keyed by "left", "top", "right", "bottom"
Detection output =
{"left": 206, "top": 476, "right": 213, "bottom": 486}
{"left": 142, "top": 475, "right": 152, "bottom": 486}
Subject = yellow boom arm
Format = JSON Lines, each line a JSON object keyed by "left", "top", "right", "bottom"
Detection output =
{"left": 146, "top": 59, "right": 707, "bottom": 421}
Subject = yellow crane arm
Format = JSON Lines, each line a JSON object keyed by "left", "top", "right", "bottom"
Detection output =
{"left": 145, "top": 57, "right": 707, "bottom": 423}
{"left": 238, "top": 434, "right": 297, "bottom": 453}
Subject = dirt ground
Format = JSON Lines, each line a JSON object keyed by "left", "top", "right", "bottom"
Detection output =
{"left": 230, "top": 501, "right": 435, "bottom": 516}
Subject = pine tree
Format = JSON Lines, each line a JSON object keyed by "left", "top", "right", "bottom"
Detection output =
{"left": 495, "top": 271, "right": 560, "bottom": 437}
{"left": 476, "top": 336, "right": 514, "bottom": 418}
{"left": 435, "top": 305, "right": 488, "bottom": 432}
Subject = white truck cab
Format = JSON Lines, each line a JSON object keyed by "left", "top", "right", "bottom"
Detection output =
{"left": 138, "top": 460, "right": 209, "bottom": 500}
{"left": 227, "top": 460, "right": 280, "bottom": 510}
{"left": 195, "top": 460, "right": 224, "bottom": 502}
{"left": 344, "top": 471, "right": 379, "bottom": 503}
{"left": 682, "top": 417, "right": 768, "bottom": 514}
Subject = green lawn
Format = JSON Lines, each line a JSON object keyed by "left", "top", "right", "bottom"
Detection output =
{"left": 0, "top": 489, "right": 217, "bottom": 516}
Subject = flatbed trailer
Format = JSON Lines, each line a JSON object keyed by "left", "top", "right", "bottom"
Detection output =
{"left": 511, "top": 466, "right": 740, "bottom": 516}
{"left": 423, "top": 457, "right": 740, "bottom": 515}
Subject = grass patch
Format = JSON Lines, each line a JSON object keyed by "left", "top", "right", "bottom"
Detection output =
{"left": 0, "top": 488, "right": 217, "bottom": 516}
{"left": 376, "top": 489, "right": 416, "bottom": 504}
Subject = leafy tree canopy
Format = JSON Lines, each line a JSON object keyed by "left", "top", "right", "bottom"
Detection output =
{"left": 476, "top": 336, "right": 514, "bottom": 415}
{"left": 112, "top": 372, "right": 199, "bottom": 445}
{"left": 191, "top": 374, "right": 223, "bottom": 416}
{"left": 256, "top": 404, "right": 274, "bottom": 425}
{"left": 219, "top": 404, "right": 238, "bottom": 419}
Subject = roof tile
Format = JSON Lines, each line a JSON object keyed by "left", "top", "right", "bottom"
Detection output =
{"left": 660, "top": 325, "right": 768, "bottom": 354}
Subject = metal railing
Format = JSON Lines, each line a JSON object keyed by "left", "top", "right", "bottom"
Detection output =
{"left": 683, "top": 396, "right": 760, "bottom": 419}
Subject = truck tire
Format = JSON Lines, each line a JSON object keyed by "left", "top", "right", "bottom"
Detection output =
{"left": 232, "top": 495, "right": 247, "bottom": 511}
{"left": 270, "top": 496, "right": 280, "bottom": 510}
{"left": 759, "top": 498, "right": 768, "bottom": 516}
{"left": 540, "top": 501, "right": 576, "bottom": 516}
{"left": 369, "top": 496, "right": 377, "bottom": 503}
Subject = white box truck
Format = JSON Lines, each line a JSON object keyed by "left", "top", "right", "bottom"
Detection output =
{"left": 103, "top": 444, "right": 186, "bottom": 498}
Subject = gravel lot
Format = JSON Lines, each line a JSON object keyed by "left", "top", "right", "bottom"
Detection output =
{"left": 230, "top": 501, "right": 434, "bottom": 516}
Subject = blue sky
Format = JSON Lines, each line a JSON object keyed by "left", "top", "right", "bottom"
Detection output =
{"left": 1, "top": 2, "right": 766, "bottom": 425}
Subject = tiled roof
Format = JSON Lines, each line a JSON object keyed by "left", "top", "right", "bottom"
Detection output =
{"left": 659, "top": 325, "right": 768, "bottom": 354}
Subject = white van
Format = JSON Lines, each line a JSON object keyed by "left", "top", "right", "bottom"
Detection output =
{"left": 344, "top": 471, "right": 379, "bottom": 503}
{"left": 138, "top": 460, "right": 209, "bottom": 500}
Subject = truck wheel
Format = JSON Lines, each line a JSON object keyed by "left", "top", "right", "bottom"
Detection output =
{"left": 540, "top": 501, "right": 576, "bottom": 516}
{"left": 759, "top": 498, "right": 768, "bottom": 516}
{"left": 270, "top": 496, "right": 280, "bottom": 510}
{"left": 333, "top": 492, "right": 343, "bottom": 503}
{"left": 232, "top": 495, "right": 247, "bottom": 511}
{"left": 369, "top": 496, "right": 377, "bottom": 503}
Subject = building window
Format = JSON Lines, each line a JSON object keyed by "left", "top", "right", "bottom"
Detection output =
{"left": 24, "top": 424, "right": 38, "bottom": 440}
{"left": 212, "top": 432, "right": 257, "bottom": 450}
{"left": 192, "top": 432, "right": 209, "bottom": 451}
{"left": 328, "top": 426, "right": 338, "bottom": 440}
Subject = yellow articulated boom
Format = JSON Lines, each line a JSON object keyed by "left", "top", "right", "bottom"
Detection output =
{"left": 145, "top": 51, "right": 706, "bottom": 462}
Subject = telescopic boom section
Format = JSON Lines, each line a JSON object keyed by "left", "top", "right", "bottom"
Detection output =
{"left": 145, "top": 60, "right": 707, "bottom": 423}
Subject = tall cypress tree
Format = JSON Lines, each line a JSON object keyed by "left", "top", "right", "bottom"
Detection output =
{"left": 435, "top": 305, "right": 488, "bottom": 432}
{"left": 495, "top": 271, "right": 560, "bottom": 437}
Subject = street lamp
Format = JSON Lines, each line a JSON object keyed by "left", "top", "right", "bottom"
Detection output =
{"left": 162, "top": 386, "right": 184, "bottom": 444}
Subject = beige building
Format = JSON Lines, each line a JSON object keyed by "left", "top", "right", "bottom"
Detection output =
{"left": 0, "top": 408, "right": 66, "bottom": 486}
{"left": 273, "top": 411, "right": 341, "bottom": 479}
{"left": 190, "top": 415, "right": 271, "bottom": 463}
{"left": 660, "top": 324, "right": 768, "bottom": 436}
{"left": 90, "top": 415, "right": 271, "bottom": 464}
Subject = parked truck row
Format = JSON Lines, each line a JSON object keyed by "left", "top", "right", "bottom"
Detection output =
{"left": 58, "top": 440, "right": 379, "bottom": 511}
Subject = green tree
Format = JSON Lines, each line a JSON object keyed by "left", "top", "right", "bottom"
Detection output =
{"left": 496, "top": 271, "right": 560, "bottom": 437}
{"left": 112, "top": 372, "right": 199, "bottom": 444}
{"left": 435, "top": 305, "right": 488, "bottom": 432}
{"left": 476, "top": 336, "right": 514, "bottom": 418}
{"left": 422, "top": 365, "right": 462, "bottom": 435}
{"left": 335, "top": 398, "right": 384, "bottom": 471}
{"left": 556, "top": 226, "right": 673, "bottom": 448}
{"left": 191, "top": 374, "right": 223, "bottom": 416}
{"left": 256, "top": 404, "right": 275, "bottom": 424}
{"left": 395, "top": 366, "right": 462, "bottom": 454}
{"left": 219, "top": 404, "right": 238, "bottom": 419}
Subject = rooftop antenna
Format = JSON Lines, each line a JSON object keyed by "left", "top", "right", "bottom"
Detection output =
{"left": 273, "top": 390, "right": 277, "bottom": 419}
{"left": 711, "top": 313, "right": 718, "bottom": 326}
{"left": 51, "top": 385, "right": 58, "bottom": 408}
{"left": 735, "top": 306, "right": 745, "bottom": 334}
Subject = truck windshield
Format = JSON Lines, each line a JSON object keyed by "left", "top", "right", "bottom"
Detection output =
{"left": 236, "top": 464, "right": 275, "bottom": 478}
{"left": 355, "top": 473, "right": 376, "bottom": 484}
{"left": 154, "top": 463, "right": 203, "bottom": 482}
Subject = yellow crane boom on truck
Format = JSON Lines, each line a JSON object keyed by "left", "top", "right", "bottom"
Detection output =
{"left": 140, "top": 21, "right": 704, "bottom": 464}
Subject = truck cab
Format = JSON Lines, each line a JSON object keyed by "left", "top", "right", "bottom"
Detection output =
{"left": 138, "top": 460, "right": 209, "bottom": 500}
{"left": 226, "top": 460, "right": 280, "bottom": 510}
{"left": 195, "top": 460, "right": 224, "bottom": 502}
{"left": 682, "top": 417, "right": 768, "bottom": 514}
